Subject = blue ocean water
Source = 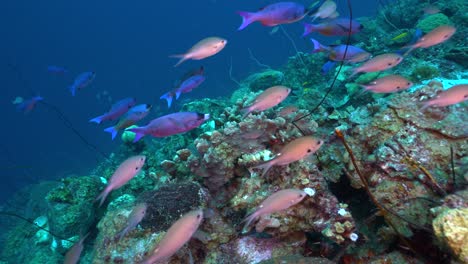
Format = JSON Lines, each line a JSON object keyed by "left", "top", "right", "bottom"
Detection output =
{"left": 0, "top": 0, "right": 380, "bottom": 203}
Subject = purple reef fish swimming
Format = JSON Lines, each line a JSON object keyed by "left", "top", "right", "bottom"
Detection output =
{"left": 47, "top": 65, "right": 68, "bottom": 74}
{"left": 303, "top": 18, "right": 363, "bottom": 37}
{"left": 160, "top": 74, "right": 205, "bottom": 108}
{"left": 127, "top": 112, "right": 210, "bottom": 142}
{"left": 69, "top": 71, "right": 96, "bottom": 96}
{"left": 16, "top": 96, "right": 44, "bottom": 114}
{"left": 104, "top": 104, "right": 152, "bottom": 140}
{"left": 90, "top": 97, "right": 137, "bottom": 124}
{"left": 237, "top": 2, "right": 310, "bottom": 31}
{"left": 311, "top": 38, "right": 370, "bottom": 74}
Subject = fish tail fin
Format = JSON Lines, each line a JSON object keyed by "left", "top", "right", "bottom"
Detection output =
{"left": 160, "top": 92, "right": 174, "bottom": 108}
{"left": 89, "top": 114, "right": 105, "bottom": 124}
{"left": 116, "top": 227, "right": 128, "bottom": 241}
{"left": 169, "top": 54, "right": 188, "bottom": 67}
{"left": 104, "top": 126, "right": 118, "bottom": 140}
{"left": 241, "top": 211, "right": 259, "bottom": 233}
{"left": 175, "top": 90, "right": 182, "bottom": 100}
{"left": 249, "top": 161, "right": 273, "bottom": 178}
{"left": 302, "top": 23, "right": 316, "bottom": 37}
{"left": 239, "top": 107, "right": 252, "bottom": 118}
{"left": 126, "top": 127, "right": 146, "bottom": 142}
{"left": 349, "top": 68, "right": 360, "bottom": 78}
{"left": 95, "top": 186, "right": 111, "bottom": 207}
{"left": 69, "top": 85, "right": 76, "bottom": 96}
{"left": 237, "top": 11, "right": 255, "bottom": 31}
{"left": 356, "top": 85, "right": 370, "bottom": 97}
{"left": 310, "top": 38, "right": 327, "bottom": 53}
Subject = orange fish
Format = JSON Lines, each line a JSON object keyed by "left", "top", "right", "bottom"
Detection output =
{"left": 141, "top": 209, "right": 203, "bottom": 264}
{"left": 170, "top": 37, "right": 227, "bottom": 67}
{"left": 241, "top": 86, "right": 291, "bottom": 118}
{"left": 249, "top": 136, "right": 323, "bottom": 177}
{"left": 350, "top": 53, "right": 403, "bottom": 77}
{"left": 404, "top": 25, "right": 456, "bottom": 55}
{"left": 277, "top": 105, "right": 299, "bottom": 117}
{"left": 242, "top": 189, "right": 307, "bottom": 232}
{"left": 359, "top": 75, "right": 413, "bottom": 93}
{"left": 421, "top": 84, "right": 468, "bottom": 110}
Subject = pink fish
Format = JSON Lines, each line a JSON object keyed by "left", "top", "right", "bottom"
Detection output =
{"left": 350, "top": 53, "right": 403, "bottom": 77}
{"left": 16, "top": 96, "right": 43, "bottom": 114}
{"left": 170, "top": 37, "right": 227, "bottom": 67}
{"left": 89, "top": 97, "right": 136, "bottom": 124}
{"left": 241, "top": 86, "right": 291, "bottom": 118}
{"left": 116, "top": 203, "right": 147, "bottom": 241}
{"left": 95, "top": 155, "right": 146, "bottom": 207}
{"left": 303, "top": 18, "right": 363, "bottom": 37}
{"left": 250, "top": 136, "right": 323, "bottom": 177}
{"left": 104, "top": 104, "right": 152, "bottom": 140}
{"left": 277, "top": 105, "right": 298, "bottom": 117}
{"left": 310, "top": 0, "right": 337, "bottom": 21}
{"left": 64, "top": 233, "right": 89, "bottom": 264}
{"left": 421, "top": 84, "right": 468, "bottom": 110}
{"left": 237, "top": 2, "right": 309, "bottom": 31}
{"left": 140, "top": 209, "right": 203, "bottom": 264}
{"left": 423, "top": 5, "right": 441, "bottom": 15}
{"left": 127, "top": 112, "right": 210, "bottom": 142}
{"left": 404, "top": 25, "right": 456, "bottom": 55}
{"left": 359, "top": 75, "right": 413, "bottom": 93}
{"left": 242, "top": 189, "right": 307, "bottom": 231}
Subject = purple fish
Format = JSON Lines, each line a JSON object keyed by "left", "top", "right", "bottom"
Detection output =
{"left": 69, "top": 71, "right": 96, "bottom": 96}
{"left": 160, "top": 75, "right": 205, "bottom": 108}
{"left": 47, "top": 65, "right": 68, "bottom": 74}
{"left": 16, "top": 96, "right": 43, "bottom": 114}
{"left": 104, "top": 104, "right": 152, "bottom": 140}
{"left": 311, "top": 38, "right": 370, "bottom": 74}
{"left": 303, "top": 18, "right": 363, "bottom": 37}
{"left": 127, "top": 112, "right": 210, "bottom": 142}
{"left": 237, "top": 2, "right": 309, "bottom": 31}
{"left": 90, "top": 97, "right": 137, "bottom": 124}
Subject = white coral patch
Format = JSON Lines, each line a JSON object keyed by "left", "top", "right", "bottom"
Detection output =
{"left": 303, "top": 187, "right": 316, "bottom": 197}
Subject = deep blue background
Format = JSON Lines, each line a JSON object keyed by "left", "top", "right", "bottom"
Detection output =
{"left": 0, "top": 0, "right": 379, "bottom": 202}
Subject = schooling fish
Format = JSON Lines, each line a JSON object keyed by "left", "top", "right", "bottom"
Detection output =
{"left": 309, "top": 0, "right": 337, "bottom": 21}
{"left": 303, "top": 18, "right": 363, "bottom": 37}
{"left": 160, "top": 74, "right": 205, "bottom": 108}
{"left": 241, "top": 86, "right": 291, "bottom": 118}
{"left": 250, "top": 136, "right": 323, "bottom": 177}
{"left": 404, "top": 25, "right": 456, "bottom": 55}
{"left": 16, "top": 96, "right": 43, "bottom": 114}
{"left": 421, "top": 84, "right": 468, "bottom": 110}
{"left": 140, "top": 209, "right": 204, "bottom": 264}
{"left": 350, "top": 53, "right": 403, "bottom": 77}
{"left": 242, "top": 189, "right": 307, "bottom": 232}
{"left": 127, "top": 112, "right": 210, "bottom": 142}
{"left": 69, "top": 71, "right": 95, "bottom": 96}
{"left": 237, "top": 2, "right": 310, "bottom": 31}
{"left": 116, "top": 202, "right": 147, "bottom": 241}
{"left": 96, "top": 155, "right": 146, "bottom": 207}
{"left": 170, "top": 37, "right": 227, "bottom": 67}
{"left": 359, "top": 75, "right": 413, "bottom": 93}
{"left": 90, "top": 97, "right": 136, "bottom": 124}
{"left": 104, "top": 104, "right": 152, "bottom": 140}
{"left": 64, "top": 233, "right": 89, "bottom": 264}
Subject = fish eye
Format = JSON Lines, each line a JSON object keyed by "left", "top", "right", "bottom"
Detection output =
{"left": 141, "top": 157, "right": 144, "bottom": 161}
{"left": 307, "top": 149, "right": 312, "bottom": 153}
{"left": 135, "top": 167, "right": 139, "bottom": 170}
{"left": 464, "top": 94, "right": 468, "bottom": 98}
{"left": 387, "top": 63, "right": 393, "bottom": 66}
{"left": 298, "top": 194, "right": 303, "bottom": 198}
{"left": 397, "top": 86, "right": 401, "bottom": 89}
{"left": 317, "top": 140, "right": 322, "bottom": 145}
{"left": 407, "top": 82, "right": 411, "bottom": 85}
{"left": 197, "top": 214, "right": 201, "bottom": 219}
